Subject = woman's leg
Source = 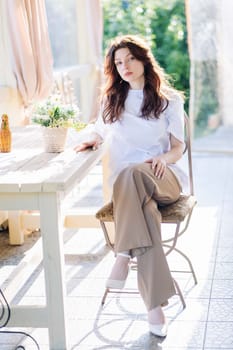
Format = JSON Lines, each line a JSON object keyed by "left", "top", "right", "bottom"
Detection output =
{"left": 136, "top": 199, "right": 175, "bottom": 310}
{"left": 112, "top": 163, "right": 181, "bottom": 310}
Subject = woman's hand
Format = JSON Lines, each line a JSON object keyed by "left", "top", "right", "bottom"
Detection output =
{"left": 145, "top": 156, "right": 167, "bottom": 179}
{"left": 144, "top": 134, "right": 184, "bottom": 179}
{"left": 73, "top": 134, "right": 103, "bottom": 152}
{"left": 73, "top": 141, "right": 97, "bottom": 152}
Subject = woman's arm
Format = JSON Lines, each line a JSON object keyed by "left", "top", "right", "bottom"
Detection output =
{"left": 145, "top": 134, "right": 184, "bottom": 179}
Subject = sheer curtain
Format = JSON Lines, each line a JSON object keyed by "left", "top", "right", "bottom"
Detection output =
{"left": 185, "top": 0, "right": 219, "bottom": 136}
{"left": 218, "top": 0, "right": 233, "bottom": 126}
{"left": 0, "top": 0, "right": 25, "bottom": 125}
{"left": 76, "top": 0, "right": 103, "bottom": 122}
{"left": 186, "top": 0, "right": 233, "bottom": 134}
{"left": 5, "top": 0, "right": 54, "bottom": 109}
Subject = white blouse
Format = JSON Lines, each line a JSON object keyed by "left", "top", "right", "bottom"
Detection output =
{"left": 94, "top": 89, "right": 189, "bottom": 192}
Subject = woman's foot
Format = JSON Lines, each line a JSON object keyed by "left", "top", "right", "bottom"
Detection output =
{"left": 106, "top": 255, "right": 130, "bottom": 289}
{"left": 148, "top": 306, "right": 168, "bottom": 337}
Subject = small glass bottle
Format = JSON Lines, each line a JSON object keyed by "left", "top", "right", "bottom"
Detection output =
{"left": 0, "top": 114, "right": 12, "bottom": 152}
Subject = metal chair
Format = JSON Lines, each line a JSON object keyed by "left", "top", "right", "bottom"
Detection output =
{"left": 96, "top": 112, "right": 197, "bottom": 308}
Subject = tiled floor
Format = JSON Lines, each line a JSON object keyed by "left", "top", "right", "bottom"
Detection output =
{"left": 1, "top": 127, "right": 233, "bottom": 349}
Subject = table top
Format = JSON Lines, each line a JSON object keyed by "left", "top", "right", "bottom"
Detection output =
{"left": 0, "top": 126, "right": 104, "bottom": 193}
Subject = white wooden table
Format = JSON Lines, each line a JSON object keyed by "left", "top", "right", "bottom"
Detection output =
{"left": 0, "top": 126, "right": 104, "bottom": 349}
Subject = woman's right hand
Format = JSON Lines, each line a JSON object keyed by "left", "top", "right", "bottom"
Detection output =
{"left": 73, "top": 141, "right": 97, "bottom": 152}
{"left": 73, "top": 134, "right": 103, "bottom": 152}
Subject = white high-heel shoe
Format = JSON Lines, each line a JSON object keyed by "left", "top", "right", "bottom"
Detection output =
{"left": 149, "top": 322, "right": 168, "bottom": 337}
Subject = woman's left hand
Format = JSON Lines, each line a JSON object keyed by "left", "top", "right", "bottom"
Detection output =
{"left": 145, "top": 156, "right": 167, "bottom": 179}
{"left": 145, "top": 134, "right": 184, "bottom": 179}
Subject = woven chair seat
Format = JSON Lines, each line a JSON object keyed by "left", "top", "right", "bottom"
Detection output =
{"left": 95, "top": 195, "right": 197, "bottom": 223}
{"left": 96, "top": 202, "right": 114, "bottom": 222}
{"left": 159, "top": 195, "right": 197, "bottom": 222}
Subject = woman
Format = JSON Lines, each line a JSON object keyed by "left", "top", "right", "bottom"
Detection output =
{"left": 74, "top": 34, "right": 187, "bottom": 337}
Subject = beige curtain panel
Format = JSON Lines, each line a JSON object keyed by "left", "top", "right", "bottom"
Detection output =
{"left": 76, "top": 0, "right": 103, "bottom": 122}
{"left": 6, "top": 0, "right": 54, "bottom": 107}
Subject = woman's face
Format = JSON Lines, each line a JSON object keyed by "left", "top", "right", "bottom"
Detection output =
{"left": 114, "top": 47, "right": 145, "bottom": 89}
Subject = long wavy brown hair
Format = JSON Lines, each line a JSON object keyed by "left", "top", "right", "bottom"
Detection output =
{"left": 101, "top": 35, "right": 182, "bottom": 123}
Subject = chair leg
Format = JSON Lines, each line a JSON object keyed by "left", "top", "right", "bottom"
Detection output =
{"left": 173, "top": 278, "right": 186, "bottom": 309}
{"left": 172, "top": 246, "right": 198, "bottom": 285}
{"left": 101, "top": 287, "right": 140, "bottom": 306}
{"left": 100, "top": 221, "right": 114, "bottom": 250}
{"left": 164, "top": 243, "right": 198, "bottom": 285}
{"left": 101, "top": 288, "right": 110, "bottom": 305}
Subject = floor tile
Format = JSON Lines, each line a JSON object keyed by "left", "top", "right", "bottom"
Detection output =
{"left": 208, "top": 299, "right": 233, "bottom": 322}
{"left": 216, "top": 247, "right": 233, "bottom": 262}
{"left": 204, "top": 322, "right": 233, "bottom": 348}
{"left": 161, "top": 320, "right": 206, "bottom": 348}
{"left": 214, "top": 262, "right": 233, "bottom": 279}
{"left": 211, "top": 279, "right": 233, "bottom": 299}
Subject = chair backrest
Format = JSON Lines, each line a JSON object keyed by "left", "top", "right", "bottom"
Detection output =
{"left": 184, "top": 112, "right": 194, "bottom": 196}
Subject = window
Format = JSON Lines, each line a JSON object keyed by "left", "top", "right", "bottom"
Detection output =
{"left": 45, "top": 0, "right": 78, "bottom": 69}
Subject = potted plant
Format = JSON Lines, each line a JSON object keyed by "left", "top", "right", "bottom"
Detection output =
{"left": 32, "top": 95, "right": 86, "bottom": 152}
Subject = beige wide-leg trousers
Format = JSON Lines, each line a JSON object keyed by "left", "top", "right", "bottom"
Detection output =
{"left": 112, "top": 162, "right": 182, "bottom": 311}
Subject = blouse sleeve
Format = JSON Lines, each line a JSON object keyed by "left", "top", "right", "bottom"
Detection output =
{"left": 166, "top": 94, "right": 185, "bottom": 143}
{"left": 92, "top": 104, "right": 108, "bottom": 139}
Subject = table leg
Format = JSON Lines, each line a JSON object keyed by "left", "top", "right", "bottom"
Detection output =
{"left": 8, "top": 211, "right": 24, "bottom": 245}
{"left": 39, "top": 192, "right": 68, "bottom": 350}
